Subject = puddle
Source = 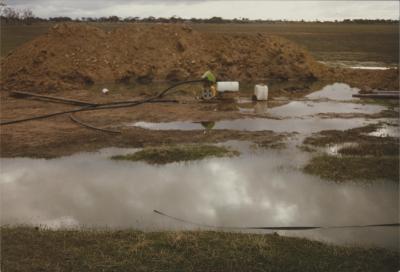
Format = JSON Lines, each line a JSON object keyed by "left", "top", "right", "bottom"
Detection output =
{"left": 1, "top": 142, "right": 398, "bottom": 249}
{"left": 267, "top": 101, "right": 383, "bottom": 118}
{"left": 132, "top": 118, "right": 386, "bottom": 133}
{"left": 348, "top": 66, "right": 393, "bottom": 70}
{"left": 368, "top": 125, "right": 400, "bottom": 138}
{"left": 130, "top": 83, "right": 389, "bottom": 133}
{"left": 319, "top": 61, "right": 398, "bottom": 71}
{"left": 238, "top": 100, "right": 384, "bottom": 117}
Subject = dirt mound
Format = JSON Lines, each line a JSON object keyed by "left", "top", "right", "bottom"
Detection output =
{"left": 2, "top": 23, "right": 338, "bottom": 92}
{"left": 334, "top": 68, "right": 399, "bottom": 91}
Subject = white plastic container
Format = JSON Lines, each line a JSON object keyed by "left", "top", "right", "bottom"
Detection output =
{"left": 216, "top": 81, "right": 239, "bottom": 92}
{"left": 254, "top": 84, "right": 268, "bottom": 100}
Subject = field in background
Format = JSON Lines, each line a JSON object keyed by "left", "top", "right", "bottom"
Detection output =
{"left": 1, "top": 22, "right": 398, "bottom": 64}
{"left": 193, "top": 23, "right": 399, "bottom": 64}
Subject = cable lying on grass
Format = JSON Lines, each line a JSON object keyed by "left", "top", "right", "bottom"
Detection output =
{"left": 1, "top": 79, "right": 205, "bottom": 130}
{"left": 154, "top": 210, "right": 400, "bottom": 230}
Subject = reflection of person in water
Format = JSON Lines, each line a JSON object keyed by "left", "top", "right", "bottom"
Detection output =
{"left": 201, "top": 121, "right": 215, "bottom": 134}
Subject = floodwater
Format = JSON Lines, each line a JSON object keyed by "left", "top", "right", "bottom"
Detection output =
{"left": 367, "top": 123, "right": 400, "bottom": 138}
{"left": 133, "top": 118, "right": 381, "bottom": 133}
{"left": 319, "top": 61, "right": 398, "bottom": 70}
{"left": 1, "top": 142, "right": 398, "bottom": 249}
{"left": 1, "top": 82, "right": 399, "bottom": 250}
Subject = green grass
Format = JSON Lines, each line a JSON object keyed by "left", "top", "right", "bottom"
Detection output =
{"left": 304, "top": 155, "right": 399, "bottom": 182}
{"left": 302, "top": 124, "right": 399, "bottom": 182}
{"left": 111, "top": 144, "right": 239, "bottom": 164}
{"left": 303, "top": 124, "right": 396, "bottom": 147}
{"left": 2, "top": 227, "right": 398, "bottom": 272}
{"left": 339, "top": 142, "right": 399, "bottom": 157}
{"left": 1, "top": 22, "right": 398, "bottom": 63}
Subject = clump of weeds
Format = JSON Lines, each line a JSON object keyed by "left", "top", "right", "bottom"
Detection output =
{"left": 111, "top": 144, "right": 239, "bottom": 164}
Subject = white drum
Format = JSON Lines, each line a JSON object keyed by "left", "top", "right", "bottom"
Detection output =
{"left": 217, "top": 81, "right": 239, "bottom": 92}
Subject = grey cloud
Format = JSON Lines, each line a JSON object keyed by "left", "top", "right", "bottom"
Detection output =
{"left": 5, "top": 0, "right": 399, "bottom": 20}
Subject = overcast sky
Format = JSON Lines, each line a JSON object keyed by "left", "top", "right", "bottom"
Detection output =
{"left": 5, "top": 0, "right": 400, "bottom": 21}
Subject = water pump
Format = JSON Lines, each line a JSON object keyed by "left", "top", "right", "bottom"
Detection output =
{"left": 201, "top": 71, "right": 239, "bottom": 100}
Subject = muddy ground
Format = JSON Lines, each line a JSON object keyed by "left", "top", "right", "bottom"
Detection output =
{"left": 1, "top": 79, "right": 398, "bottom": 158}
{"left": 1, "top": 88, "right": 294, "bottom": 158}
{"left": 0, "top": 23, "right": 399, "bottom": 158}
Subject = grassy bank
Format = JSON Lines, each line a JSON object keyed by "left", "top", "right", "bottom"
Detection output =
{"left": 1, "top": 227, "right": 398, "bottom": 272}
{"left": 111, "top": 144, "right": 239, "bottom": 164}
{"left": 304, "top": 155, "right": 399, "bottom": 182}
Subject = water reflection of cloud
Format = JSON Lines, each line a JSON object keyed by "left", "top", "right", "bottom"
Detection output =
{"left": 1, "top": 144, "right": 398, "bottom": 249}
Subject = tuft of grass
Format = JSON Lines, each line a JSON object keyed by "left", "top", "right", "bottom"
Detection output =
{"left": 304, "top": 155, "right": 399, "bottom": 182}
{"left": 339, "top": 142, "right": 399, "bottom": 157}
{"left": 111, "top": 144, "right": 239, "bottom": 164}
{"left": 302, "top": 124, "right": 399, "bottom": 182}
{"left": 302, "top": 124, "right": 399, "bottom": 157}
{"left": 1, "top": 226, "right": 398, "bottom": 272}
{"left": 303, "top": 124, "right": 382, "bottom": 147}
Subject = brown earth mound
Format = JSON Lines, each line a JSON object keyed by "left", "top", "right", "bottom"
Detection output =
{"left": 1, "top": 23, "right": 336, "bottom": 92}
{"left": 1, "top": 23, "right": 398, "bottom": 93}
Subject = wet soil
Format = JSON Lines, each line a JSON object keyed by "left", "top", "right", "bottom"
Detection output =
{"left": 0, "top": 89, "right": 292, "bottom": 158}
{"left": 1, "top": 82, "right": 397, "bottom": 158}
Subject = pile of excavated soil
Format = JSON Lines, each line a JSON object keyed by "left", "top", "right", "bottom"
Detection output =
{"left": 1, "top": 23, "right": 335, "bottom": 92}
{"left": 1, "top": 23, "right": 398, "bottom": 93}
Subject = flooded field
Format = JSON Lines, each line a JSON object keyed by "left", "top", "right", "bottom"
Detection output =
{"left": 1, "top": 17, "right": 399, "bottom": 271}
{"left": 1, "top": 141, "right": 398, "bottom": 249}
{"left": 1, "top": 82, "right": 399, "bottom": 251}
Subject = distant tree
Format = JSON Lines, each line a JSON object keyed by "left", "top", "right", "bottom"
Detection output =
{"left": 21, "top": 8, "right": 34, "bottom": 24}
{"left": 107, "top": 15, "right": 120, "bottom": 22}
{"left": 49, "top": 16, "right": 72, "bottom": 22}
{"left": 169, "top": 15, "right": 183, "bottom": 23}
{"left": 1, "top": 6, "right": 20, "bottom": 23}
{"left": 208, "top": 16, "right": 224, "bottom": 23}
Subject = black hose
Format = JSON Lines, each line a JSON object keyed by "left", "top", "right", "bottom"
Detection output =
{"left": 69, "top": 113, "right": 121, "bottom": 134}
{"left": 154, "top": 210, "right": 400, "bottom": 231}
{"left": 1, "top": 79, "right": 205, "bottom": 126}
{"left": 10, "top": 91, "right": 98, "bottom": 106}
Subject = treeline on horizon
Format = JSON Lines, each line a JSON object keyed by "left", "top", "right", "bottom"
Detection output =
{"left": 0, "top": 6, "right": 398, "bottom": 25}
